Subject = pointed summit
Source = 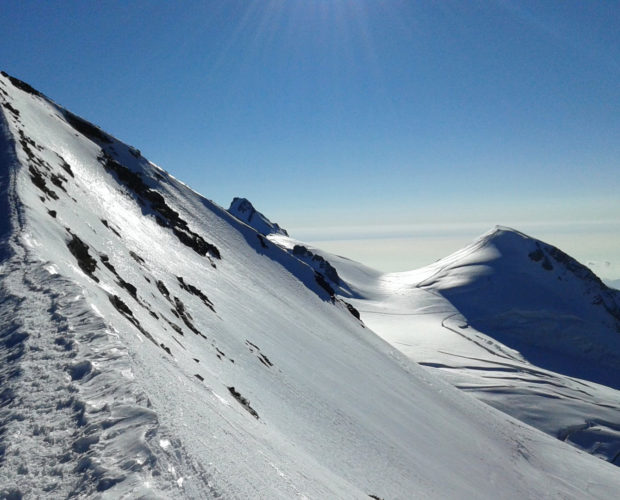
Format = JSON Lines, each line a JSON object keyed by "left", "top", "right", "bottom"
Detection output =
{"left": 228, "top": 197, "right": 288, "bottom": 236}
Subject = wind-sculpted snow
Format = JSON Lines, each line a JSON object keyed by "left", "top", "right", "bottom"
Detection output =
{"left": 0, "top": 260, "right": 177, "bottom": 498}
{"left": 2, "top": 72, "right": 620, "bottom": 498}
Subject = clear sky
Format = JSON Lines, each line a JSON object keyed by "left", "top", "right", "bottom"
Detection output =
{"left": 1, "top": 1, "right": 619, "bottom": 277}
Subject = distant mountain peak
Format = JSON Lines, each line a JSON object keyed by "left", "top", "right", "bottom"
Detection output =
{"left": 228, "top": 197, "right": 288, "bottom": 236}
{"left": 416, "top": 224, "right": 620, "bottom": 385}
{"left": 475, "top": 225, "right": 611, "bottom": 292}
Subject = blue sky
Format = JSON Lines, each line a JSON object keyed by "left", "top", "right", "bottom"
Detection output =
{"left": 2, "top": 1, "right": 619, "bottom": 275}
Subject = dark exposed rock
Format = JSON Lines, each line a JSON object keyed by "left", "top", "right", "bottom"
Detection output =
{"left": 108, "top": 294, "right": 157, "bottom": 345}
{"left": 118, "top": 279, "right": 137, "bottom": 300}
{"left": 99, "top": 153, "right": 221, "bottom": 260}
{"left": 63, "top": 110, "right": 112, "bottom": 144}
{"left": 109, "top": 294, "right": 133, "bottom": 317}
{"left": 129, "top": 251, "right": 145, "bottom": 265}
{"left": 67, "top": 233, "right": 98, "bottom": 281}
{"left": 2, "top": 101, "right": 20, "bottom": 117}
{"left": 173, "top": 297, "right": 191, "bottom": 319}
{"left": 315, "top": 271, "right": 335, "bottom": 299}
{"left": 101, "top": 154, "right": 145, "bottom": 192}
{"left": 345, "top": 302, "right": 361, "bottom": 320}
{"left": 18, "top": 129, "right": 43, "bottom": 157}
{"left": 173, "top": 296, "right": 205, "bottom": 337}
{"left": 244, "top": 340, "right": 274, "bottom": 368}
{"left": 529, "top": 241, "right": 620, "bottom": 324}
{"left": 99, "top": 254, "right": 116, "bottom": 274}
{"left": 228, "top": 197, "right": 288, "bottom": 236}
{"left": 100, "top": 254, "right": 141, "bottom": 304}
{"left": 49, "top": 172, "right": 68, "bottom": 192}
{"left": 292, "top": 245, "right": 309, "bottom": 256}
{"left": 245, "top": 340, "right": 260, "bottom": 351}
{"left": 177, "top": 276, "right": 215, "bottom": 312}
{"left": 293, "top": 245, "right": 340, "bottom": 284}
{"left": 157, "top": 280, "right": 171, "bottom": 301}
{"left": 165, "top": 318, "right": 184, "bottom": 336}
{"left": 257, "top": 353, "right": 273, "bottom": 368}
{"left": 2, "top": 72, "right": 44, "bottom": 98}
{"left": 227, "top": 386, "right": 259, "bottom": 419}
{"left": 29, "top": 165, "right": 58, "bottom": 200}
{"left": 56, "top": 153, "right": 74, "bottom": 177}
{"left": 100, "top": 219, "right": 121, "bottom": 238}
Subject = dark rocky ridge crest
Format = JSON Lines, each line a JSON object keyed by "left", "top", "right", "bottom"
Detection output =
{"left": 228, "top": 197, "right": 288, "bottom": 236}
{"left": 1, "top": 71, "right": 45, "bottom": 99}
{"left": 99, "top": 152, "right": 221, "bottom": 261}
{"left": 63, "top": 111, "right": 112, "bottom": 144}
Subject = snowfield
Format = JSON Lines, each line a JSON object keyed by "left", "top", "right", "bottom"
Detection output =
{"left": 1, "top": 72, "right": 619, "bottom": 498}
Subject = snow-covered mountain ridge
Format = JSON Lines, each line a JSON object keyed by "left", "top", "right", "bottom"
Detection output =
{"left": 1, "top": 72, "right": 619, "bottom": 498}
{"left": 268, "top": 221, "right": 620, "bottom": 467}
{"left": 418, "top": 226, "right": 620, "bottom": 379}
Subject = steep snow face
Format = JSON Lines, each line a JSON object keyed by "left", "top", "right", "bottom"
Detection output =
{"left": 228, "top": 197, "right": 288, "bottom": 236}
{"left": 274, "top": 227, "right": 620, "bottom": 467}
{"left": 2, "top": 73, "right": 620, "bottom": 499}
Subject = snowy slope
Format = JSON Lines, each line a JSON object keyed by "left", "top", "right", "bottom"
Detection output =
{"left": 1, "top": 72, "right": 620, "bottom": 499}
{"left": 269, "top": 226, "right": 620, "bottom": 467}
{"left": 605, "top": 278, "right": 620, "bottom": 291}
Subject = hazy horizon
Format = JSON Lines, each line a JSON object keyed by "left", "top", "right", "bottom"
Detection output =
{"left": 292, "top": 220, "right": 620, "bottom": 280}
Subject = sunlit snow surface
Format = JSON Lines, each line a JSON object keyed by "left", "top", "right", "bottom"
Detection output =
{"left": 1, "top": 72, "right": 619, "bottom": 498}
{"left": 270, "top": 226, "right": 620, "bottom": 468}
